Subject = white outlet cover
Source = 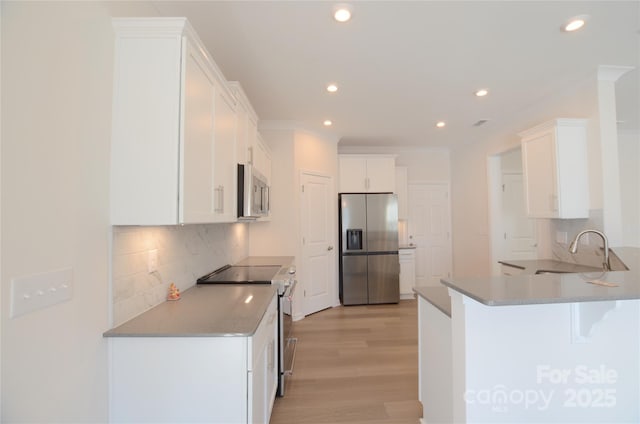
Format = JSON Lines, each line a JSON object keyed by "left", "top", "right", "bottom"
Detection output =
{"left": 10, "top": 268, "right": 73, "bottom": 318}
{"left": 556, "top": 231, "right": 568, "bottom": 244}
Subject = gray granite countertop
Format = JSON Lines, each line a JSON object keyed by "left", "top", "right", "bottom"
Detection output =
{"left": 104, "top": 285, "right": 277, "bottom": 337}
{"left": 442, "top": 247, "right": 640, "bottom": 306}
{"left": 413, "top": 287, "right": 451, "bottom": 317}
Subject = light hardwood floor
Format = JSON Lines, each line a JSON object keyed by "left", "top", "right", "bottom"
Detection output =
{"left": 270, "top": 299, "right": 422, "bottom": 424}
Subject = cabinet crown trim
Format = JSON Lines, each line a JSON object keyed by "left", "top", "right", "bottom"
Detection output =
{"left": 112, "top": 17, "right": 190, "bottom": 36}
{"left": 228, "top": 81, "right": 258, "bottom": 121}
{"left": 518, "top": 118, "right": 588, "bottom": 138}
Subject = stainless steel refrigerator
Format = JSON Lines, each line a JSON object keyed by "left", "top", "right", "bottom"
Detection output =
{"left": 339, "top": 193, "right": 399, "bottom": 305}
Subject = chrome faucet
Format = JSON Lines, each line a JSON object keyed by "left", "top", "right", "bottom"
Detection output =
{"left": 568, "top": 230, "right": 611, "bottom": 271}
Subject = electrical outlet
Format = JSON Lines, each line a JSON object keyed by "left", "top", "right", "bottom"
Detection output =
{"left": 10, "top": 268, "right": 73, "bottom": 318}
{"left": 148, "top": 249, "right": 158, "bottom": 273}
{"left": 556, "top": 231, "right": 568, "bottom": 244}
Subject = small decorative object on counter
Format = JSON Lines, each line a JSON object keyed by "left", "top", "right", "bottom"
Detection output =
{"left": 167, "top": 283, "right": 181, "bottom": 301}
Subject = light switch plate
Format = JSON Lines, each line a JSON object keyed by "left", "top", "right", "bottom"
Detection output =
{"left": 10, "top": 268, "right": 73, "bottom": 318}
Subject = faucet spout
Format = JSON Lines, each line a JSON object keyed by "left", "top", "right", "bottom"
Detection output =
{"left": 568, "top": 230, "right": 611, "bottom": 271}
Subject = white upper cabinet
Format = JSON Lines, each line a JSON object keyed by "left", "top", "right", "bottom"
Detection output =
{"left": 254, "top": 133, "right": 272, "bottom": 184}
{"left": 212, "top": 82, "right": 238, "bottom": 222}
{"left": 520, "top": 119, "right": 589, "bottom": 219}
{"left": 229, "top": 82, "right": 258, "bottom": 166}
{"left": 229, "top": 82, "right": 271, "bottom": 186}
{"left": 339, "top": 155, "right": 396, "bottom": 193}
{"left": 110, "top": 18, "right": 236, "bottom": 225}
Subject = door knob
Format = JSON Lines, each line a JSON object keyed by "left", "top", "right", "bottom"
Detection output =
{"left": 327, "top": 246, "right": 334, "bottom": 251}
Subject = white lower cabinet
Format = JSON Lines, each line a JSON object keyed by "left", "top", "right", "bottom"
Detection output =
{"left": 399, "top": 248, "right": 416, "bottom": 299}
{"left": 418, "top": 296, "right": 452, "bottom": 424}
{"left": 109, "top": 295, "right": 278, "bottom": 423}
{"left": 248, "top": 295, "right": 279, "bottom": 423}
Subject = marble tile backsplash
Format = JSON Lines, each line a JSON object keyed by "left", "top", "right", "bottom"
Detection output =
{"left": 549, "top": 209, "right": 611, "bottom": 268}
{"left": 112, "top": 223, "right": 249, "bottom": 326}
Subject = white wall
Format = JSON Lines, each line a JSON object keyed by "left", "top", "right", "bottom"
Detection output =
{"left": 250, "top": 125, "right": 339, "bottom": 257}
{"left": 112, "top": 224, "right": 249, "bottom": 326}
{"left": 248, "top": 128, "right": 297, "bottom": 256}
{"left": 1, "top": 2, "right": 114, "bottom": 421}
{"left": 619, "top": 131, "right": 640, "bottom": 247}
{"left": 253, "top": 124, "right": 339, "bottom": 316}
{"left": 451, "top": 76, "right": 601, "bottom": 277}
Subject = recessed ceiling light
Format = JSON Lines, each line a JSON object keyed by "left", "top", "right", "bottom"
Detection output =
{"left": 475, "top": 89, "right": 489, "bottom": 97}
{"left": 563, "top": 15, "right": 588, "bottom": 32}
{"left": 324, "top": 120, "right": 333, "bottom": 126}
{"left": 326, "top": 83, "right": 338, "bottom": 93}
{"left": 333, "top": 4, "right": 352, "bottom": 22}
{"left": 436, "top": 121, "right": 446, "bottom": 128}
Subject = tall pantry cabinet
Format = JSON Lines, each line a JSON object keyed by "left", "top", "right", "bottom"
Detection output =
{"left": 110, "top": 18, "right": 237, "bottom": 225}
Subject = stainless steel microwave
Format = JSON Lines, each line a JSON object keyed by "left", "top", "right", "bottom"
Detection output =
{"left": 237, "top": 164, "right": 269, "bottom": 219}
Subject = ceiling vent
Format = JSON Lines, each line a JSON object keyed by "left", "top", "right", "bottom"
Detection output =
{"left": 473, "top": 119, "right": 489, "bottom": 127}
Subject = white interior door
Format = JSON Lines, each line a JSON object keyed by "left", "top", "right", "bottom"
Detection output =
{"left": 408, "top": 183, "right": 452, "bottom": 287}
{"left": 502, "top": 173, "right": 538, "bottom": 259}
{"left": 301, "top": 173, "right": 335, "bottom": 316}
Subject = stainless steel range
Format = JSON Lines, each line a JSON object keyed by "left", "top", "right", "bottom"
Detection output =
{"left": 197, "top": 262, "right": 297, "bottom": 397}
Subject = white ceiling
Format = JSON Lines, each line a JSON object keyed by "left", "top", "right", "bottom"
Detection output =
{"left": 143, "top": 1, "right": 639, "bottom": 148}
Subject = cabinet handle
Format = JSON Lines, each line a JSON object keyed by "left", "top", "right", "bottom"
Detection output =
{"left": 220, "top": 185, "right": 224, "bottom": 213}
{"left": 248, "top": 146, "right": 254, "bottom": 165}
{"left": 267, "top": 339, "right": 275, "bottom": 370}
{"left": 214, "top": 185, "right": 224, "bottom": 213}
{"left": 550, "top": 194, "right": 558, "bottom": 212}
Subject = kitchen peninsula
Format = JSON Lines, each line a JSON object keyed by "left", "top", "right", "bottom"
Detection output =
{"left": 416, "top": 248, "right": 640, "bottom": 423}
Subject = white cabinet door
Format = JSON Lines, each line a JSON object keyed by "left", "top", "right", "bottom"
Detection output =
{"left": 229, "top": 82, "right": 258, "bottom": 166}
{"left": 212, "top": 83, "right": 238, "bottom": 222}
{"left": 110, "top": 20, "right": 184, "bottom": 225}
{"left": 235, "top": 98, "right": 249, "bottom": 165}
{"left": 521, "top": 129, "right": 558, "bottom": 218}
{"left": 399, "top": 248, "right": 416, "bottom": 298}
{"left": 339, "top": 156, "right": 368, "bottom": 192}
{"left": 111, "top": 18, "right": 237, "bottom": 225}
{"left": 110, "top": 337, "right": 248, "bottom": 424}
{"left": 366, "top": 157, "right": 395, "bottom": 192}
{"left": 180, "top": 38, "right": 217, "bottom": 223}
{"left": 254, "top": 134, "right": 272, "bottom": 184}
{"left": 339, "top": 155, "right": 396, "bottom": 193}
{"left": 520, "top": 119, "right": 588, "bottom": 219}
{"left": 248, "top": 295, "right": 278, "bottom": 424}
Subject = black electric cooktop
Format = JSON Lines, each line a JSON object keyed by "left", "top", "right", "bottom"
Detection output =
{"left": 197, "top": 265, "right": 282, "bottom": 284}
